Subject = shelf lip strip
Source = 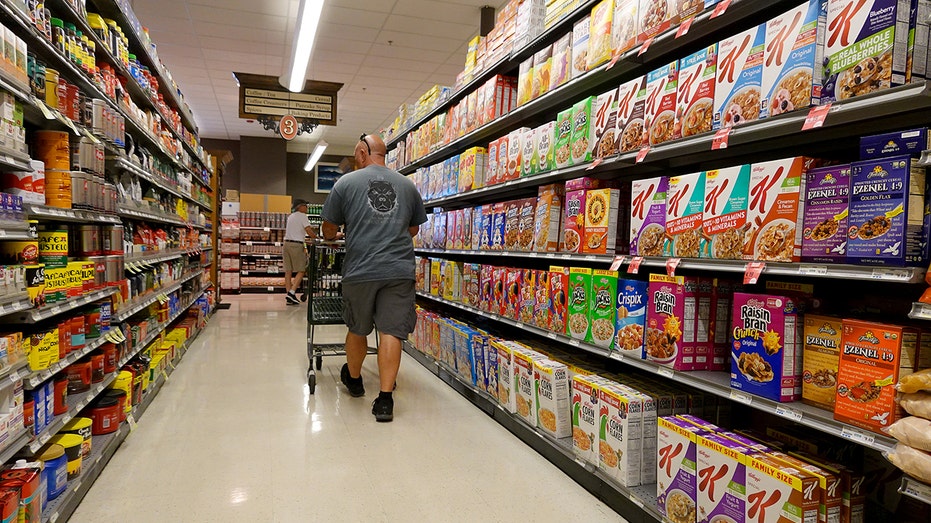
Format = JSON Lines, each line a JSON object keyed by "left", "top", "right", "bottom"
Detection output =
{"left": 0, "top": 287, "right": 117, "bottom": 324}
{"left": 27, "top": 204, "right": 121, "bottom": 224}
{"left": 111, "top": 157, "right": 213, "bottom": 209}
{"left": 24, "top": 334, "right": 110, "bottom": 389}
{"left": 29, "top": 373, "right": 117, "bottom": 453}
{"left": 112, "top": 270, "right": 203, "bottom": 323}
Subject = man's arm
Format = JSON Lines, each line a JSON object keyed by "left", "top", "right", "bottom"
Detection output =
{"left": 322, "top": 221, "right": 341, "bottom": 241}
{"left": 304, "top": 225, "right": 317, "bottom": 240}
{"left": 408, "top": 225, "right": 419, "bottom": 237}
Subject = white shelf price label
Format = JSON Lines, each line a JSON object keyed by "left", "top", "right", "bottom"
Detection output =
{"left": 127, "top": 413, "right": 138, "bottom": 432}
{"left": 656, "top": 367, "right": 674, "bottom": 379}
{"left": 676, "top": 16, "right": 694, "bottom": 38}
{"left": 802, "top": 103, "right": 832, "bottom": 130}
{"left": 798, "top": 265, "right": 828, "bottom": 276}
{"left": 775, "top": 405, "right": 803, "bottom": 422}
{"left": 546, "top": 332, "right": 557, "bottom": 340}
{"left": 515, "top": 322, "right": 524, "bottom": 330}
{"left": 840, "top": 427, "right": 875, "bottom": 446}
{"left": 36, "top": 100, "right": 54, "bottom": 119}
{"left": 729, "top": 390, "right": 753, "bottom": 405}
{"left": 903, "top": 477, "right": 931, "bottom": 501}
{"left": 569, "top": 339, "right": 581, "bottom": 347}
{"left": 630, "top": 496, "right": 644, "bottom": 509}
{"left": 711, "top": 127, "right": 732, "bottom": 150}
{"left": 871, "top": 268, "right": 912, "bottom": 281}
{"left": 49, "top": 306, "right": 62, "bottom": 316}
{"left": 263, "top": 227, "right": 270, "bottom": 232}
{"left": 610, "top": 352, "right": 625, "bottom": 361}
{"left": 710, "top": 0, "right": 732, "bottom": 18}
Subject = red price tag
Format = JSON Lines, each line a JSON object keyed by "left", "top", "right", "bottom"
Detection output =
{"left": 676, "top": 17, "right": 694, "bottom": 38}
{"left": 666, "top": 258, "right": 681, "bottom": 276}
{"left": 636, "top": 146, "right": 651, "bottom": 163}
{"left": 606, "top": 50, "right": 623, "bottom": 70}
{"left": 802, "top": 103, "right": 832, "bottom": 130}
{"left": 711, "top": 0, "right": 732, "bottom": 19}
{"left": 610, "top": 256, "right": 627, "bottom": 271}
{"left": 627, "top": 256, "right": 644, "bottom": 274}
{"left": 586, "top": 158, "right": 604, "bottom": 171}
{"left": 711, "top": 127, "right": 732, "bottom": 150}
{"left": 744, "top": 262, "right": 766, "bottom": 285}
{"left": 638, "top": 37, "right": 654, "bottom": 57}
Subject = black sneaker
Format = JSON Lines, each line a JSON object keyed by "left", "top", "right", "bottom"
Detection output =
{"left": 300, "top": 293, "right": 308, "bottom": 302}
{"left": 286, "top": 293, "right": 299, "bottom": 305}
{"left": 372, "top": 396, "right": 394, "bottom": 422}
{"left": 340, "top": 363, "right": 365, "bottom": 397}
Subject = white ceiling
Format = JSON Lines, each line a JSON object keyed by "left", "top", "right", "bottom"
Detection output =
{"left": 130, "top": 0, "right": 491, "bottom": 151}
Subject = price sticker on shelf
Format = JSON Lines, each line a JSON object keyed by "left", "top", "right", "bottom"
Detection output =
{"left": 605, "top": 49, "right": 623, "bottom": 70}
{"left": 802, "top": 103, "right": 832, "bottom": 130}
{"left": 264, "top": 254, "right": 271, "bottom": 260}
{"left": 775, "top": 405, "right": 803, "bottom": 422}
{"left": 676, "top": 16, "right": 694, "bottom": 38}
{"left": 635, "top": 146, "right": 650, "bottom": 163}
{"left": 546, "top": 332, "right": 557, "bottom": 340}
{"left": 610, "top": 352, "right": 625, "bottom": 361}
{"left": 569, "top": 338, "right": 581, "bottom": 347}
{"left": 584, "top": 255, "right": 597, "bottom": 261}
{"left": 610, "top": 256, "right": 627, "bottom": 271}
{"left": 638, "top": 37, "right": 654, "bottom": 56}
{"left": 903, "top": 477, "right": 931, "bottom": 500}
{"left": 585, "top": 158, "right": 604, "bottom": 171}
{"left": 82, "top": 128, "right": 101, "bottom": 145}
{"left": 666, "top": 258, "right": 681, "bottom": 276}
{"left": 710, "top": 0, "right": 732, "bottom": 18}
{"left": 63, "top": 117, "right": 80, "bottom": 135}
{"left": 656, "top": 367, "right": 674, "bottom": 379}
{"left": 711, "top": 127, "right": 732, "bottom": 150}
{"left": 840, "top": 427, "right": 875, "bottom": 446}
{"left": 627, "top": 256, "right": 644, "bottom": 274}
{"left": 798, "top": 264, "right": 828, "bottom": 276}
{"left": 8, "top": 373, "right": 19, "bottom": 385}
{"left": 0, "top": 304, "right": 6, "bottom": 315}
{"left": 36, "top": 100, "right": 55, "bottom": 119}
{"left": 127, "top": 413, "right": 138, "bottom": 432}
{"left": 49, "top": 305, "right": 62, "bottom": 316}
{"left": 871, "top": 268, "right": 912, "bottom": 281}
{"left": 561, "top": 253, "right": 572, "bottom": 259}
{"left": 245, "top": 241, "right": 253, "bottom": 246}
{"left": 729, "top": 390, "right": 753, "bottom": 405}
{"left": 630, "top": 496, "right": 645, "bottom": 509}
{"left": 263, "top": 227, "right": 270, "bottom": 232}
{"left": 744, "top": 262, "right": 766, "bottom": 285}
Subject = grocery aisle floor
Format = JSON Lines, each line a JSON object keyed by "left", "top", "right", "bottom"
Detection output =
{"left": 71, "top": 295, "right": 625, "bottom": 522}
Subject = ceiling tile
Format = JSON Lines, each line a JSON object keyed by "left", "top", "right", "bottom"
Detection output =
{"left": 367, "top": 44, "right": 449, "bottom": 65}
{"left": 374, "top": 30, "right": 462, "bottom": 51}
{"left": 382, "top": 14, "right": 477, "bottom": 41}
{"left": 322, "top": 6, "right": 390, "bottom": 29}
{"left": 186, "top": 5, "right": 289, "bottom": 31}
{"left": 316, "top": 23, "right": 381, "bottom": 43}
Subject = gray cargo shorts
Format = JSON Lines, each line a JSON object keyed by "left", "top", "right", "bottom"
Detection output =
{"left": 342, "top": 279, "right": 416, "bottom": 339}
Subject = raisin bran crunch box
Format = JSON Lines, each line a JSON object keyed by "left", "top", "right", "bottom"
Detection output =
{"left": 731, "top": 292, "right": 802, "bottom": 403}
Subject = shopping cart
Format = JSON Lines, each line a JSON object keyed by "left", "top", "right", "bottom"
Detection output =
{"left": 304, "top": 240, "right": 375, "bottom": 393}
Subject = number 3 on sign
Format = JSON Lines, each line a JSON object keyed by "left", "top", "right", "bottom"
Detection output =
{"left": 279, "top": 115, "right": 299, "bottom": 141}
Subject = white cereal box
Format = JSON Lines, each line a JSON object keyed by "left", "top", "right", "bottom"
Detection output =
{"left": 598, "top": 381, "right": 641, "bottom": 487}
{"left": 513, "top": 348, "right": 541, "bottom": 426}
{"left": 572, "top": 15, "right": 591, "bottom": 79}
{"left": 701, "top": 165, "right": 750, "bottom": 259}
{"left": 761, "top": 0, "right": 826, "bottom": 117}
{"left": 615, "top": 75, "right": 647, "bottom": 153}
{"left": 636, "top": 387, "right": 658, "bottom": 484}
{"left": 571, "top": 374, "right": 603, "bottom": 465}
{"left": 744, "top": 157, "right": 810, "bottom": 262}
{"left": 495, "top": 340, "right": 516, "bottom": 412}
{"left": 612, "top": 0, "right": 639, "bottom": 56}
{"left": 715, "top": 24, "right": 766, "bottom": 129}
{"left": 664, "top": 171, "right": 706, "bottom": 258}
{"left": 677, "top": 44, "right": 717, "bottom": 138}
{"left": 639, "top": 0, "right": 678, "bottom": 43}
{"left": 534, "top": 121, "right": 556, "bottom": 173}
{"left": 533, "top": 358, "right": 571, "bottom": 439}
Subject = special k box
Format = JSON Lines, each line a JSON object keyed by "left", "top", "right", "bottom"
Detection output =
{"left": 702, "top": 164, "right": 750, "bottom": 259}
{"left": 761, "top": 0, "right": 826, "bottom": 117}
{"left": 657, "top": 416, "right": 706, "bottom": 523}
{"left": 664, "top": 172, "right": 706, "bottom": 258}
{"left": 745, "top": 453, "right": 820, "bottom": 523}
{"left": 697, "top": 433, "right": 749, "bottom": 523}
{"left": 715, "top": 24, "right": 766, "bottom": 129}
{"left": 549, "top": 266, "right": 569, "bottom": 333}
{"left": 645, "top": 61, "right": 679, "bottom": 146}
{"left": 615, "top": 75, "right": 647, "bottom": 153}
{"left": 571, "top": 373, "right": 602, "bottom": 465}
{"left": 731, "top": 292, "right": 803, "bottom": 403}
{"left": 592, "top": 89, "right": 619, "bottom": 159}
{"left": 835, "top": 319, "right": 915, "bottom": 434}
{"left": 677, "top": 44, "right": 717, "bottom": 138}
{"left": 647, "top": 274, "right": 698, "bottom": 370}
{"left": 744, "top": 157, "right": 809, "bottom": 262}
{"left": 630, "top": 176, "right": 668, "bottom": 256}
{"left": 802, "top": 165, "right": 851, "bottom": 263}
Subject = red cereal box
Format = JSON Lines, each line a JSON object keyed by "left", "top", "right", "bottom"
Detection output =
{"left": 534, "top": 269, "right": 551, "bottom": 330}
{"left": 504, "top": 267, "right": 521, "bottom": 319}
{"left": 518, "top": 269, "right": 536, "bottom": 324}
{"left": 549, "top": 266, "right": 569, "bottom": 334}
{"left": 647, "top": 274, "right": 700, "bottom": 370}
{"left": 493, "top": 266, "right": 507, "bottom": 314}
{"left": 480, "top": 264, "right": 494, "bottom": 312}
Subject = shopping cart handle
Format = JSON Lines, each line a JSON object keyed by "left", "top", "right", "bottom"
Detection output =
{"left": 310, "top": 238, "right": 345, "bottom": 246}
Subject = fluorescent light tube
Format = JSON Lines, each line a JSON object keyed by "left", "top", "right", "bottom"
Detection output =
{"left": 304, "top": 141, "right": 328, "bottom": 171}
{"left": 287, "top": 0, "right": 325, "bottom": 92}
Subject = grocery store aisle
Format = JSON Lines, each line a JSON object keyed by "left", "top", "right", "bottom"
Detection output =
{"left": 71, "top": 295, "right": 624, "bottom": 522}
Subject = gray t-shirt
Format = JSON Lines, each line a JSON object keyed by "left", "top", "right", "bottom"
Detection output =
{"left": 321, "top": 164, "right": 427, "bottom": 283}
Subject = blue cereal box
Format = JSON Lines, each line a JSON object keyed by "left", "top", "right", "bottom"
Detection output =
{"left": 860, "top": 128, "right": 930, "bottom": 159}
{"left": 471, "top": 205, "right": 483, "bottom": 250}
{"left": 848, "top": 155, "right": 928, "bottom": 265}
{"left": 615, "top": 279, "right": 648, "bottom": 359}
{"left": 731, "top": 292, "right": 802, "bottom": 403}
{"left": 714, "top": 24, "right": 765, "bottom": 129}
{"left": 761, "top": 0, "right": 826, "bottom": 118}
{"left": 491, "top": 202, "right": 507, "bottom": 250}
{"left": 480, "top": 204, "right": 494, "bottom": 249}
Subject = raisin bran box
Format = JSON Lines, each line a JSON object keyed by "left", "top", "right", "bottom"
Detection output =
{"left": 802, "top": 314, "right": 842, "bottom": 411}
{"left": 664, "top": 171, "right": 706, "bottom": 258}
{"left": 568, "top": 267, "right": 593, "bottom": 340}
{"left": 848, "top": 155, "right": 927, "bottom": 266}
{"left": 696, "top": 433, "right": 749, "bottom": 523}
{"left": 572, "top": 373, "right": 603, "bottom": 465}
{"left": 744, "top": 157, "right": 810, "bottom": 262}
{"left": 615, "top": 75, "right": 647, "bottom": 153}
{"left": 549, "top": 266, "right": 569, "bottom": 333}
{"left": 745, "top": 453, "right": 821, "bottom": 523}
{"left": 802, "top": 165, "right": 851, "bottom": 263}
{"left": 588, "top": 269, "right": 618, "bottom": 349}
{"left": 630, "top": 176, "right": 668, "bottom": 256}
{"left": 715, "top": 24, "right": 766, "bottom": 129}
{"left": 647, "top": 274, "right": 697, "bottom": 370}
{"left": 702, "top": 164, "right": 751, "bottom": 259}
{"left": 677, "top": 44, "right": 717, "bottom": 138}
{"left": 645, "top": 61, "right": 679, "bottom": 146}
{"left": 616, "top": 278, "right": 648, "bottom": 359}
{"left": 657, "top": 416, "right": 706, "bottom": 523}
{"left": 562, "top": 187, "right": 586, "bottom": 253}
{"left": 731, "top": 292, "right": 803, "bottom": 403}
{"left": 761, "top": 0, "right": 826, "bottom": 117}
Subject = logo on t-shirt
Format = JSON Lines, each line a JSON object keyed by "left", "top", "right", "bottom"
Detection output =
{"left": 367, "top": 180, "right": 398, "bottom": 214}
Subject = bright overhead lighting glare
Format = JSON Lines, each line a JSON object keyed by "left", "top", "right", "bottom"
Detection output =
{"left": 287, "top": 0, "right": 325, "bottom": 93}
{"left": 304, "top": 141, "right": 328, "bottom": 171}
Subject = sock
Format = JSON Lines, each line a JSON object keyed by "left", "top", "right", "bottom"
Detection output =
{"left": 378, "top": 391, "right": 393, "bottom": 401}
{"left": 347, "top": 372, "right": 362, "bottom": 383}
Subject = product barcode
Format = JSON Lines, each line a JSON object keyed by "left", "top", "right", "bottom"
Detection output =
{"left": 798, "top": 265, "right": 828, "bottom": 276}
{"left": 729, "top": 390, "right": 753, "bottom": 405}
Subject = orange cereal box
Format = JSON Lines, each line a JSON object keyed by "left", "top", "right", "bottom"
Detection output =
{"left": 581, "top": 188, "right": 620, "bottom": 254}
{"left": 744, "top": 157, "right": 812, "bottom": 262}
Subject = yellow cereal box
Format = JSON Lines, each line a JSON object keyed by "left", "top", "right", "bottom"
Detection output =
{"left": 802, "top": 314, "right": 842, "bottom": 411}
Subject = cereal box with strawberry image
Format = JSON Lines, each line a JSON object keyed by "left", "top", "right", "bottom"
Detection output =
{"left": 761, "top": 0, "right": 825, "bottom": 117}
{"left": 744, "top": 157, "right": 810, "bottom": 262}
{"left": 630, "top": 176, "right": 668, "bottom": 256}
{"left": 657, "top": 416, "right": 706, "bottom": 523}
{"left": 664, "top": 171, "right": 706, "bottom": 258}
{"left": 697, "top": 433, "right": 749, "bottom": 523}
{"left": 714, "top": 23, "right": 766, "bottom": 129}
{"left": 702, "top": 164, "right": 750, "bottom": 259}
{"left": 677, "top": 45, "right": 717, "bottom": 139}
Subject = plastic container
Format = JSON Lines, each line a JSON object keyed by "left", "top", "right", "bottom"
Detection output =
{"left": 52, "top": 377, "right": 67, "bottom": 416}
{"left": 88, "top": 396, "right": 119, "bottom": 435}
{"left": 66, "top": 361, "right": 91, "bottom": 393}
{"left": 35, "top": 443, "right": 67, "bottom": 502}
{"left": 104, "top": 389, "right": 127, "bottom": 422}
{"left": 0, "top": 487, "right": 18, "bottom": 523}
{"left": 110, "top": 370, "right": 133, "bottom": 414}
{"left": 0, "top": 465, "right": 41, "bottom": 523}
{"left": 90, "top": 353, "right": 104, "bottom": 383}
{"left": 48, "top": 434, "right": 83, "bottom": 480}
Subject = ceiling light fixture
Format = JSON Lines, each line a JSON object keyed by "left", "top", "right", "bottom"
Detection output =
{"left": 304, "top": 141, "right": 328, "bottom": 171}
{"left": 287, "top": 0, "right": 326, "bottom": 93}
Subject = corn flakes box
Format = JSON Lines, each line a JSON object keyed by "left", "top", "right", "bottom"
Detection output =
{"left": 549, "top": 266, "right": 569, "bottom": 334}
{"left": 664, "top": 171, "right": 706, "bottom": 258}
{"left": 744, "top": 157, "right": 810, "bottom": 262}
{"left": 645, "top": 61, "right": 679, "bottom": 146}
{"left": 582, "top": 188, "right": 620, "bottom": 254}
{"left": 554, "top": 108, "right": 574, "bottom": 169}
{"left": 572, "top": 373, "right": 603, "bottom": 465}
{"left": 534, "top": 183, "right": 563, "bottom": 252}
{"left": 495, "top": 340, "right": 516, "bottom": 412}
{"left": 568, "top": 267, "right": 593, "bottom": 340}
{"left": 657, "top": 416, "right": 706, "bottom": 523}
{"left": 534, "top": 358, "right": 571, "bottom": 439}
{"left": 714, "top": 24, "right": 766, "bottom": 129}
{"left": 647, "top": 274, "right": 696, "bottom": 370}
{"left": 640, "top": 0, "right": 678, "bottom": 43}
{"left": 534, "top": 269, "right": 551, "bottom": 330}
{"left": 562, "top": 188, "right": 586, "bottom": 253}
{"left": 491, "top": 202, "right": 507, "bottom": 250}
{"left": 612, "top": 0, "right": 639, "bottom": 56}
{"left": 570, "top": 96, "right": 596, "bottom": 165}
{"left": 572, "top": 15, "right": 591, "bottom": 79}
{"left": 600, "top": 381, "right": 642, "bottom": 487}
{"left": 514, "top": 348, "right": 540, "bottom": 426}
{"left": 677, "top": 44, "right": 717, "bottom": 138}
{"left": 745, "top": 453, "right": 821, "bottom": 523}
{"left": 588, "top": 270, "right": 618, "bottom": 349}
{"left": 551, "top": 32, "right": 572, "bottom": 89}
{"left": 534, "top": 121, "right": 556, "bottom": 173}
{"left": 615, "top": 279, "right": 647, "bottom": 358}
{"left": 517, "top": 197, "right": 537, "bottom": 251}
{"left": 696, "top": 433, "right": 749, "bottom": 523}
{"left": 631, "top": 176, "right": 668, "bottom": 256}
{"left": 802, "top": 314, "right": 842, "bottom": 411}
{"left": 702, "top": 164, "right": 750, "bottom": 259}
{"left": 802, "top": 165, "right": 851, "bottom": 263}
{"left": 761, "top": 0, "right": 826, "bottom": 117}
{"left": 731, "top": 292, "right": 802, "bottom": 403}
{"left": 615, "top": 75, "right": 647, "bottom": 152}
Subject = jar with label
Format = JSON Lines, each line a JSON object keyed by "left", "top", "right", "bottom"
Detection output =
{"left": 50, "top": 18, "right": 64, "bottom": 54}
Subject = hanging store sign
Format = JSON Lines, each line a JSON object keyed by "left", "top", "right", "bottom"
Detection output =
{"left": 279, "top": 115, "right": 299, "bottom": 140}
{"left": 234, "top": 72, "right": 341, "bottom": 127}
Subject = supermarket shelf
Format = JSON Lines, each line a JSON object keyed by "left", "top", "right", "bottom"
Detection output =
{"left": 239, "top": 226, "right": 285, "bottom": 231}
{"left": 27, "top": 204, "right": 121, "bottom": 224}
{"left": 111, "top": 156, "right": 212, "bottom": 210}
{"left": 0, "top": 287, "right": 117, "bottom": 324}
{"left": 909, "top": 302, "right": 931, "bottom": 320}
{"left": 41, "top": 426, "right": 123, "bottom": 523}
{"left": 0, "top": 429, "right": 30, "bottom": 466}
{"left": 240, "top": 270, "right": 281, "bottom": 275}
{"left": 899, "top": 476, "right": 931, "bottom": 506}
{"left": 416, "top": 291, "right": 899, "bottom": 454}
{"left": 29, "top": 373, "right": 117, "bottom": 453}
{"left": 112, "top": 269, "right": 204, "bottom": 323}
{"left": 414, "top": 249, "right": 927, "bottom": 283}
{"left": 241, "top": 241, "right": 283, "bottom": 246}
{"left": 117, "top": 203, "right": 202, "bottom": 228}
{"left": 0, "top": 221, "right": 35, "bottom": 240}
{"left": 124, "top": 248, "right": 204, "bottom": 265}
{"left": 240, "top": 286, "right": 286, "bottom": 292}
{"left": 240, "top": 253, "right": 283, "bottom": 258}
{"left": 0, "top": 360, "right": 29, "bottom": 387}
{"left": 0, "top": 292, "right": 34, "bottom": 319}
{"left": 0, "top": 143, "right": 31, "bottom": 172}
{"left": 23, "top": 334, "right": 111, "bottom": 390}
{"left": 403, "top": 343, "right": 661, "bottom": 522}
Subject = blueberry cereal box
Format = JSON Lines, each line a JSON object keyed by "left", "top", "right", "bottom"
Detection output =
{"left": 677, "top": 45, "right": 717, "bottom": 138}
{"left": 802, "top": 165, "right": 851, "bottom": 263}
{"left": 616, "top": 279, "right": 648, "bottom": 359}
{"left": 744, "top": 157, "right": 809, "bottom": 262}
{"left": 665, "top": 172, "right": 706, "bottom": 258}
{"left": 657, "top": 416, "right": 705, "bottom": 523}
{"left": 715, "top": 24, "right": 766, "bottom": 129}
{"left": 645, "top": 61, "right": 679, "bottom": 146}
{"left": 731, "top": 292, "right": 803, "bottom": 403}
{"left": 702, "top": 165, "right": 750, "bottom": 259}
{"left": 630, "top": 176, "right": 668, "bottom": 256}
{"left": 615, "top": 75, "right": 647, "bottom": 152}
{"left": 761, "top": 0, "right": 826, "bottom": 117}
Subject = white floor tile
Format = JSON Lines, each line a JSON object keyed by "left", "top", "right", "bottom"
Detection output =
{"left": 69, "top": 294, "right": 627, "bottom": 522}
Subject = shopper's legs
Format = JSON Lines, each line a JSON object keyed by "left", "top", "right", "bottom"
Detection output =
{"left": 341, "top": 282, "right": 377, "bottom": 380}
{"left": 290, "top": 270, "right": 305, "bottom": 294}
{"left": 377, "top": 333, "right": 402, "bottom": 392}
{"left": 345, "top": 331, "right": 368, "bottom": 378}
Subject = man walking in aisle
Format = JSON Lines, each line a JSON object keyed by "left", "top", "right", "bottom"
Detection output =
{"left": 284, "top": 199, "right": 317, "bottom": 305}
{"left": 321, "top": 133, "right": 427, "bottom": 422}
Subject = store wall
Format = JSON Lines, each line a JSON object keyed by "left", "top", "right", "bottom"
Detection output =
{"left": 240, "top": 136, "right": 287, "bottom": 194}
{"left": 202, "top": 138, "right": 240, "bottom": 192}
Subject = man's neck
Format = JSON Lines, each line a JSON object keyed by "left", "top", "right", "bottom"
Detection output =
{"left": 363, "top": 159, "right": 386, "bottom": 168}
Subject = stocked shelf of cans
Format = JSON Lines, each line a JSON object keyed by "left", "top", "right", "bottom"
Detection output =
{"left": 111, "top": 269, "right": 202, "bottom": 323}
{"left": 111, "top": 156, "right": 212, "bottom": 211}
{"left": 29, "top": 372, "right": 116, "bottom": 453}
{"left": 22, "top": 333, "right": 111, "bottom": 390}
{"left": 0, "top": 287, "right": 115, "bottom": 324}
{"left": 116, "top": 202, "right": 201, "bottom": 229}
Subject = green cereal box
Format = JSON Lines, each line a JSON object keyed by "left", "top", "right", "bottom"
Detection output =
{"left": 570, "top": 96, "right": 596, "bottom": 165}
{"left": 588, "top": 270, "right": 618, "bottom": 349}
{"left": 554, "top": 108, "right": 574, "bottom": 169}
{"left": 567, "top": 267, "right": 592, "bottom": 340}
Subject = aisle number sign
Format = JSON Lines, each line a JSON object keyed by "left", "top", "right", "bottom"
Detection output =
{"left": 279, "top": 115, "right": 299, "bottom": 141}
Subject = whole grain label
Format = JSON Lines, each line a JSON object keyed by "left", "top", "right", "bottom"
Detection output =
{"left": 802, "top": 165, "right": 851, "bottom": 263}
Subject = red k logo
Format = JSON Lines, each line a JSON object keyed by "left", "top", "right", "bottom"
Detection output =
{"left": 829, "top": 0, "right": 868, "bottom": 48}
{"left": 668, "top": 184, "right": 690, "bottom": 217}
{"left": 699, "top": 464, "right": 730, "bottom": 502}
{"left": 766, "top": 11, "right": 802, "bottom": 67}
{"left": 748, "top": 490, "right": 782, "bottom": 523}
{"left": 704, "top": 179, "right": 731, "bottom": 215}
{"left": 679, "top": 66, "right": 703, "bottom": 105}
{"left": 719, "top": 35, "right": 751, "bottom": 84}
{"left": 617, "top": 87, "right": 636, "bottom": 119}
{"left": 646, "top": 79, "right": 666, "bottom": 114}
{"left": 659, "top": 443, "right": 684, "bottom": 478}
{"left": 750, "top": 166, "right": 783, "bottom": 213}
{"left": 632, "top": 184, "right": 656, "bottom": 220}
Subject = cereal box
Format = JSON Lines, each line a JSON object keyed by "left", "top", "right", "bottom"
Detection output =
{"left": 562, "top": 188, "right": 586, "bottom": 253}
{"left": 496, "top": 134, "right": 510, "bottom": 182}
{"left": 554, "top": 109, "right": 574, "bottom": 170}
{"left": 802, "top": 165, "right": 851, "bottom": 263}
{"left": 517, "top": 197, "right": 537, "bottom": 251}
{"left": 493, "top": 266, "right": 507, "bottom": 314}
{"left": 647, "top": 274, "right": 697, "bottom": 370}
{"left": 503, "top": 200, "right": 521, "bottom": 251}
{"left": 518, "top": 268, "right": 536, "bottom": 323}
{"left": 788, "top": 452, "right": 866, "bottom": 523}
{"left": 592, "top": 90, "right": 618, "bottom": 160}
{"left": 744, "top": 157, "right": 809, "bottom": 262}
{"left": 615, "top": 75, "right": 647, "bottom": 152}
{"left": 802, "top": 314, "right": 842, "bottom": 411}
{"left": 600, "top": 381, "right": 642, "bottom": 487}
{"left": 517, "top": 57, "right": 534, "bottom": 106}
{"left": 534, "top": 269, "right": 551, "bottom": 329}
{"left": 430, "top": 259, "right": 441, "bottom": 296}
{"left": 551, "top": 32, "right": 572, "bottom": 89}
{"left": 731, "top": 292, "right": 803, "bottom": 403}
{"left": 588, "top": 270, "right": 618, "bottom": 348}
{"left": 549, "top": 266, "right": 569, "bottom": 333}
{"left": 860, "top": 128, "right": 931, "bottom": 159}
{"left": 835, "top": 319, "right": 916, "bottom": 434}
{"left": 572, "top": 15, "right": 591, "bottom": 79}
{"left": 513, "top": 348, "right": 540, "bottom": 426}
{"left": 471, "top": 206, "right": 483, "bottom": 250}
{"left": 615, "top": 279, "right": 648, "bottom": 358}
{"left": 486, "top": 139, "right": 500, "bottom": 186}
{"left": 531, "top": 44, "right": 552, "bottom": 100}
{"left": 848, "top": 155, "right": 927, "bottom": 266}
{"left": 657, "top": 416, "right": 705, "bottom": 523}
{"left": 534, "top": 358, "right": 571, "bottom": 439}
{"left": 567, "top": 267, "right": 592, "bottom": 340}
{"left": 715, "top": 24, "right": 766, "bottom": 129}
{"left": 677, "top": 45, "right": 717, "bottom": 138}
{"left": 504, "top": 128, "right": 526, "bottom": 182}
{"left": 702, "top": 164, "right": 750, "bottom": 259}
{"left": 695, "top": 278, "right": 714, "bottom": 370}
{"left": 588, "top": 0, "right": 614, "bottom": 69}
{"left": 534, "top": 121, "right": 556, "bottom": 173}
{"left": 633, "top": 386, "right": 657, "bottom": 484}
{"left": 664, "top": 172, "right": 706, "bottom": 258}
{"left": 485, "top": 340, "right": 499, "bottom": 397}
{"left": 521, "top": 127, "right": 536, "bottom": 178}
{"left": 463, "top": 263, "right": 480, "bottom": 307}
{"left": 504, "top": 267, "right": 521, "bottom": 318}
{"left": 612, "top": 0, "right": 639, "bottom": 56}
{"left": 481, "top": 203, "right": 494, "bottom": 249}
{"left": 640, "top": 0, "right": 678, "bottom": 42}
{"left": 696, "top": 433, "right": 749, "bottom": 523}
{"left": 770, "top": 451, "right": 841, "bottom": 523}
{"left": 570, "top": 96, "right": 596, "bottom": 165}
{"left": 761, "top": 0, "right": 825, "bottom": 117}
{"left": 582, "top": 188, "right": 620, "bottom": 254}
{"left": 630, "top": 176, "right": 668, "bottom": 256}
{"left": 572, "top": 374, "right": 602, "bottom": 465}
{"left": 447, "top": 210, "right": 460, "bottom": 250}
{"left": 534, "top": 183, "right": 563, "bottom": 252}
{"left": 645, "top": 61, "right": 679, "bottom": 146}
{"left": 496, "top": 340, "right": 516, "bottom": 412}
{"left": 745, "top": 453, "right": 821, "bottom": 523}
{"left": 479, "top": 264, "right": 494, "bottom": 312}
{"left": 822, "top": 0, "right": 911, "bottom": 104}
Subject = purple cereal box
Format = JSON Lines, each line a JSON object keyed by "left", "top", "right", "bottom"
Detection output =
{"left": 630, "top": 176, "right": 668, "bottom": 256}
{"left": 731, "top": 292, "right": 802, "bottom": 402}
{"left": 802, "top": 165, "right": 850, "bottom": 263}
{"left": 491, "top": 202, "right": 507, "bottom": 250}
{"left": 697, "top": 433, "right": 748, "bottom": 523}
{"left": 657, "top": 416, "right": 706, "bottom": 523}
{"left": 480, "top": 264, "right": 494, "bottom": 312}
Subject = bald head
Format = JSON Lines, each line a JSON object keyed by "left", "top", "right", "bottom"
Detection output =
{"left": 355, "top": 133, "right": 387, "bottom": 168}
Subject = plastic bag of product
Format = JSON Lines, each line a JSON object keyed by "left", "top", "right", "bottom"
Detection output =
{"left": 884, "top": 416, "right": 931, "bottom": 452}
{"left": 898, "top": 392, "right": 931, "bottom": 419}
{"left": 886, "top": 443, "right": 931, "bottom": 483}
{"left": 898, "top": 368, "right": 931, "bottom": 393}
